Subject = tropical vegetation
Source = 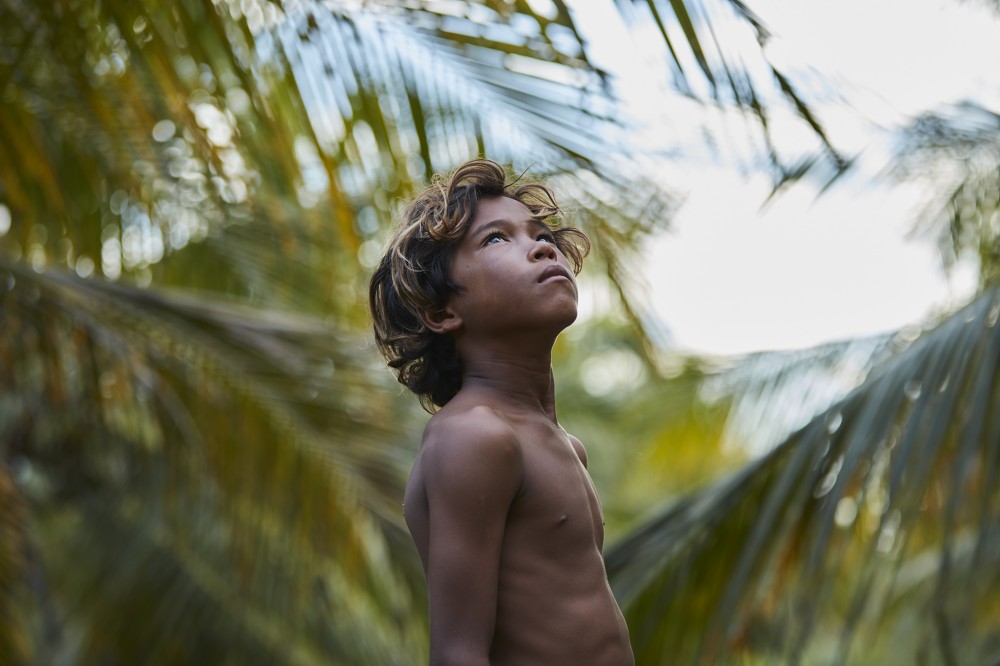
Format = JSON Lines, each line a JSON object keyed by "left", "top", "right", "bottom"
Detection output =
{"left": 1, "top": 0, "right": 998, "bottom": 664}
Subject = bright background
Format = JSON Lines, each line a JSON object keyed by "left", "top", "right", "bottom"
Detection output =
{"left": 577, "top": 0, "right": 999, "bottom": 354}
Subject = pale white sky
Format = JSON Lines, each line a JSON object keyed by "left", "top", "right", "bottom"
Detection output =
{"left": 572, "top": 0, "right": 998, "bottom": 355}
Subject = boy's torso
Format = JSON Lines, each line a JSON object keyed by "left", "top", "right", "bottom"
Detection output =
{"left": 405, "top": 400, "right": 635, "bottom": 666}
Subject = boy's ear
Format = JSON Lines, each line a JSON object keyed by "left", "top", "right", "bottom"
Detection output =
{"left": 418, "top": 305, "right": 462, "bottom": 335}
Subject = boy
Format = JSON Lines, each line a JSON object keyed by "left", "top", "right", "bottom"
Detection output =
{"left": 369, "top": 159, "right": 634, "bottom": 666}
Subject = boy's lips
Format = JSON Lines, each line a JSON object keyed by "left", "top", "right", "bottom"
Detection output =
{"left": 538, "top": 265, "right": 573, "bottom": 284}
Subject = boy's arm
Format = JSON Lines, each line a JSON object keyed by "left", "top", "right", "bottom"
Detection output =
{"left": 421, "top": 410, "right": 523, "bottom": 666}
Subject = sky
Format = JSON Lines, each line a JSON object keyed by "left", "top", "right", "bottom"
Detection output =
{"left": 572, "top": 0, "right": 1000, "bottom": 355}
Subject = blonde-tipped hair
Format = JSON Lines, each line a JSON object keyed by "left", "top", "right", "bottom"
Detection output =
{"left": 368, "top": 159, "right": 590, "bottom": 411}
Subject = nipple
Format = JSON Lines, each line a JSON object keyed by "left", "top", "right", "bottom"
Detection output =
{"left": 557, "top": 513, "right": 568, "bottom": 525}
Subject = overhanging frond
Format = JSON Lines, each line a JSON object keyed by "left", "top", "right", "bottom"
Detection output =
{"left": 893, "top": 100, "right": 1000, "bottom": 286}
{"left": 613, "top": 0, "right": 849, "bottom": 178}
{"left": 606, "top": 285, "right": 1000, "bottom": 665}
{"left": 0, "top": 260, "right": 429, "bottom": 663}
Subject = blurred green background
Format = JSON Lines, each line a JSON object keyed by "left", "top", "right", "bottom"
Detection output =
{"left": 1, "top": 0, "right": 999, "bottom": 664}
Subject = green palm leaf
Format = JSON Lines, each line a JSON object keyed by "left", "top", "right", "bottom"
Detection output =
{"left": 1, "top": 260, "right": 428, "bottom": 663}
{"left": 606, "top": 285, "right": 1000, "bottom": 665}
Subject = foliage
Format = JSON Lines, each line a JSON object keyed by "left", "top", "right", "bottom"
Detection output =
{"left": 608, "top": 286, "right": 1000, "bottom": 665}
{"left": 893, "top": 101, "right": 1000, "bottom": 287}
{"left": 1, "top": 259, "right": 429, "bottom": 663}
{"left": 614, "top": 0, "right": 848, "bottom": 182}
{"left": 2, "top": 0, "right": 999, "bottom": 664}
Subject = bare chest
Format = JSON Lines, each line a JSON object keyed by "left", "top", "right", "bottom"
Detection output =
{"left": 507, "top": 426, "right": 605, "bottom": 552}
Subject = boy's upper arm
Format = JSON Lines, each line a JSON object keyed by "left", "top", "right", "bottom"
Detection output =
{"left": 422, "top": 408, "right": 523, "bottom": 665}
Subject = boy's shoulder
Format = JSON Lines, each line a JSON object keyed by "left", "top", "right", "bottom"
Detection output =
{"left": 423, "top": 401, "right": 519, "bottom": 451}
{"left": 418, "top": 401, "right": 524, "bottom": 481}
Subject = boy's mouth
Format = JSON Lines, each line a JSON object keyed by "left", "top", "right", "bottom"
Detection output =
{"left": 538, "top": 265, "right": 573, "bottom": 283}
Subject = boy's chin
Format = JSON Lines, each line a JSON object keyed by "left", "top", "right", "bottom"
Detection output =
{"left": 550, "top": 304, "right": 579, "bottom": 331}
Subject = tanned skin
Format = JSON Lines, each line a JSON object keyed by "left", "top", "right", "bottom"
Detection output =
{"left": 403, "top": 196, "right": 635, "bottom": 666}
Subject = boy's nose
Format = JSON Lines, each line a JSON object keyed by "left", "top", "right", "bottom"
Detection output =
{"left": 531, "top": 240, "right": 557, "bottom": 261}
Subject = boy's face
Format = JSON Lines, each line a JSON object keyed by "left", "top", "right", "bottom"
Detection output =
{"left": 443, "top": 195, "right": 579, "bottom": 339}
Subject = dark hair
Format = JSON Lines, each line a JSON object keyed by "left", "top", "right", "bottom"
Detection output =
{"left": 368, "top": 159, "right": 590, "bottom": 412}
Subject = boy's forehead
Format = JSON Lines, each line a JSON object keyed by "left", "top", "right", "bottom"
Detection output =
{"left": 470, "top": 196, "right": 535, "bottom": 230}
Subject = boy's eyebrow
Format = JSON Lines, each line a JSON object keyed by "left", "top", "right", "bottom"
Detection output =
{"left": 473, "top": 217, "right": 550, "bottom": 239}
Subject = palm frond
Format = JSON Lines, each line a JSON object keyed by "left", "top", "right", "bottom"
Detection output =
{"left": 892, "top": 100, "right": 1000, "bottom": 286}
{"left": 0, "top": 260, "right": 429, "bottom": 663}
{"left": 613, "top": 0, "right": 849, "bottom": 178}
{"left": 0, "top": 0, "right": 680, "bottom": 325}
{"left": 704, "top": 333, "right": 898, "bottom": 455}
{"left": 606, "top": 285, "right": 1000, "bottom": 665}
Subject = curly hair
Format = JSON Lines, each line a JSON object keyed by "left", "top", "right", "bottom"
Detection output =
{"left": 368, "top": 159, "right": 590, "bottom": 412}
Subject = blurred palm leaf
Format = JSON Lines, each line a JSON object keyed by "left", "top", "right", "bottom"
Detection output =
{"left": 704, "top": 333, "right": 899, "bottom": 456}
{"left": 1, "top": 259, "right": 430, "bottom": 663}
{"left": 606, "top": 284, "right": 1000, "bottom": 665}
{"left": 612, "top": 0, "right": 848, "bottom": 180}
{"left": 892, "top": 100, "right": 1000, "bottom": 287}
{"left": 0, "top": 0, "right": 695, "bottom": 345}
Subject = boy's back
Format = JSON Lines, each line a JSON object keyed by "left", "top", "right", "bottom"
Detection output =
{"left": 404, "top": 388, "right": 633, "bottom": 665}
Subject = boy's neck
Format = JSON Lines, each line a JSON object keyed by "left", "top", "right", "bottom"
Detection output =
{"left": 458, "top": 346, "right": 559, "bottom": 423}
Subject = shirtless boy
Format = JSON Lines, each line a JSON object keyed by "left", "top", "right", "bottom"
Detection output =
{"left": 369, "top": 159, "right": 634, "bottom": 666}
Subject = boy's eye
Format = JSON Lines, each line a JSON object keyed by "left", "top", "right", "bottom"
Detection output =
{"left": 484, "top": 232, "right": 505, "bottom": 245}
{"left": 538, "top": 233, "right": 556, "bottom": 244}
